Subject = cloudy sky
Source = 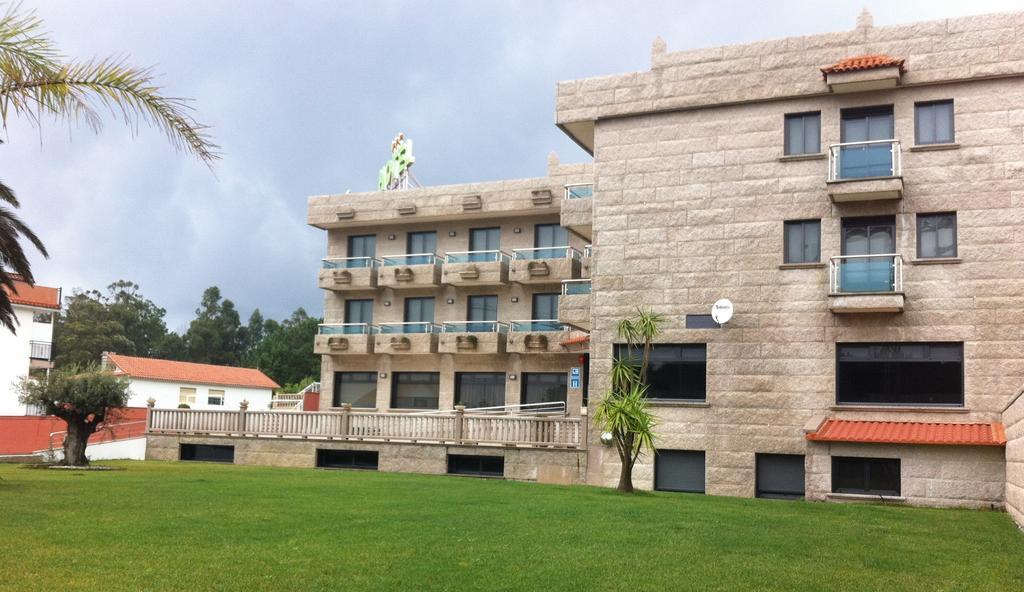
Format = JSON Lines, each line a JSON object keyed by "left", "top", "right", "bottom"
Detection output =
{"left": 6, "top": 0, "right": 1020, "bottom": 330}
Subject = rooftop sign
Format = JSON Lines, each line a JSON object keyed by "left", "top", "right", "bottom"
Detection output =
{"left": 378, "top": 132, "right": 415, "bottom": 190}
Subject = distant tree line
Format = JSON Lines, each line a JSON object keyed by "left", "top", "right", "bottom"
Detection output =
{"left": 52, "top": 281, "right": 320, "bottom": 390}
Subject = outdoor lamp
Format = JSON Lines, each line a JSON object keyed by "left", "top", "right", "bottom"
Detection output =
{"left": 600, "top": 431, "right": 614, "bottom": 446}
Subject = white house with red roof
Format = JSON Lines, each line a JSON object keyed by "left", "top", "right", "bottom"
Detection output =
{"left": 0, "top": 276, "right": 60, "bottom": 415}
{"left": 102, "top": 353, "right": 279, "bottom": 411}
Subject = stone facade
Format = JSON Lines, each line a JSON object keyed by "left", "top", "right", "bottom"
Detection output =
{"left": 1005, "top": 390, "right": 1024, "bottom": 527}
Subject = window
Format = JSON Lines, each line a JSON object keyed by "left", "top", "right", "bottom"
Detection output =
{"left": 685, "top": 314, "right": 720, "bottom": 329}
{"left": 832, "top": 457, "right": 900, "bottom": 496}
{"left": 784, "top": 220, "right": 821, "bottom": 264}
{"left": 836, "top": 343, "right": 964, "bottom": 406}
{"left": 654, "top": 450, "right": 705, "bottom": 493}
{"left": 333, "top": 372, "right": 377, "bottom": 408}
{"left": 343, "top": 299, "right": 373, "bottom": 333}
{"left": 347, "top": 234, "right": 376, "bottom": 267}
{"left": 615, "top": 344, "right": 707, "bottom": 401}
{"left": 406, "top": 231, "right": 437, "bottom": 264}
{"left": 917, "top": 212, "right": 957, "bottom": 259}
{"left": 534, "top": 223, "right": 568, "bottom": 259}
{"left": 531, "top": 293, "right": 560, "bottom": 331}
{"left": 180, "top": 444, "right": 234, "bottom": 463}
{"left": 756, "top": 454, "right": 805, "bottom": 499}
{"left": 521, "top": 373, "right": 567, "bottom": 408}
{"left": 915, "top": 100, "right": 954, "bottom": 145}
{"left": 784, "top": 112, "right": 820, "bottom": 155}
{"left": 32, "top": 312, "right": 52, "bottom": 324}
{"left": 467, "top": 295, "right": 497, "bottom": 332}
{"left": 207, "top": 389, "right": 225, "bottom": 406}
{"left": 447, "top": 454, "right": 504, "bottom": 477}
{"left": 403, "top": 297, "right": 435, "bottom": 332}
{"left": 391, "top": 372, "right": 439, "bottom": 409}
{"left": 178, "top": 387, "right": 196, "bottom": 406}
{"left": 316, "top": 449, "right": 378, "bottom": 470}
{"left": 455, "top": 372, "right": 506, "bottom": 408}
{"left": 468, "top": 227, "right": 500, "bottom": 261}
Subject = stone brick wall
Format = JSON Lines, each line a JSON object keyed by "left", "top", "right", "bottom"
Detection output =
{"left": 1005, "top": 389, "right": 1024, "bottom": 527}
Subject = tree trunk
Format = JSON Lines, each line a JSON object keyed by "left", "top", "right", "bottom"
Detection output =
{"left": 616, "top": 456, "right": 634, "bottom": 493}
{"left": 62, "top": 418, "right": 93, "bottom": 467}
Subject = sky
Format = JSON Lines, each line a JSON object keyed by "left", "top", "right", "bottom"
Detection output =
{"left": 6, "top": 0, "right": 1021, "bottom": 331}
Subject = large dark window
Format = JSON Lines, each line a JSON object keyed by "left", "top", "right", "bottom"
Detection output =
{"left": 316, "top": 449, "right": 379, "bottom": 470}
{"left": 344, "top": 299, "right": 373, "bottom": 333}
{"left": 403, "top": 297, "right": 435, "bottom": 333}
{"left": 839, "top": 105, "right": 895, "bottom": 179}
{"left": 915, "top": 100, "right": 954, "bottom": 145}
{"left": 447, "top": 454, "right": 504, "bottom": 477}
{"left": 391, "top": 372, "right": 440, "bottom": 409}
{"left": 756, "top": 454, "right": 805, "bottom": 499}
{"left": 469, "top": 227, "right": 500, "bottom": 261}
{"left": 784, "top": 219, "right": 821, "bottom": 264}
{"left": 836, "top": 343, "right": 964, "bottom": 406}
{"left": 615, "top": 344, "right": 707, "bottom": 401}
{"left": 531, "top": 293, "right": 560, "bottom": 331}
{"left": 180, "top": 444, "right": 234, "bottom": 463}
{"left": 534, "top": 223, "right": 568, "bottom": 259}
{"left": 406, "top": 231, "right": 437, "bottom": 264}
{"left": 654, "top": 450, "right": 705, "bottom": 493}
{"left": 916, "top": 212, "right": 957, "bottom": 259}
{"left": 832, "top": 457, "right": 901, "bottom": 496}
{"left": 347, "top": 234, "right": 376, "bottom": 267}
{"left": 467, "top": 295, "right": 498, "bottom": 332}
{"left": 784, "top": 112, "right": 821, "bottom": 155}
{"left": 521, "top": 373, "right": 567, "bottom": 408}
{"left": 333, "top": 372, "right": 377, "bottom": 408}
{"left": 455, "top": 372, "right": 506, "bottom": 408}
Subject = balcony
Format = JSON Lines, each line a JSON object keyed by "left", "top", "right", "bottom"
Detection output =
{"left": 374, "top": 322, "right": 440, "bottom": 354}
{"left": 318, "top": 257, "right": 379, "bottom": 291}
{"left": 441, "top": 251, "right": 510, "bottom": 287}
{"left": 28, "top": 340, "right": 53, "bottom": 370}
{"left": 378, "top": 254, "right": 442, "bottom": 289}
{"left": 828, "top": 254, "right": 905, "bottom": 313}
{"left": 314, "top": 324, "right": 376, "bottom": 355}
{"left": 826, "top": 140, "right": 903, "bottom": 202}
{"left": 509, "top": 247, "right": 583, "bottom": 285}
{"left": 438, "top": 321, "right": 508, "bottom": 354}
{"left": 561, "top": 184, "right": 593, "bottom": 239}
{"left": 558, "top": 280, "right": 592, "bottom": 330}
{"left": 581, "top": 244, "right": 592, "bottom": 278}
{"left": 506, "top": 320, "right": 572, "bottom": 354}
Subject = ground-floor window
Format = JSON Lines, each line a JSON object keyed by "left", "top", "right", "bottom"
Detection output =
{"left": 755, "top": 454, "right": 805, "bottom": 499}
{"left": 654, "top": 450, "right": 705, "bottom": 494}
{"left": 836, "top": 342, "right": 963, "bottom": 406}
{"left": 180, "top": 443, "right": 234, "bottom": 463}
{"left": 831, "top": 456, "right": 901, "bottom": 496}
{"left": 615, "top": 344, "right": 706, "bottom": 401}
{"left": 334, "top": 372, "right": 377, "bottom": 408}
{"left": 455, "top": 372, "right": 506, "bottom": 408}
{"left": 315, "top": 449, "right": 379, "bottom": 470}
{"left": 520, "top": 372, "right": 567, "bottom": 410}
{"left": 391, "top": 372, "right": 440, "bottom": 409}
{"left": 447, "top": 454, "right": 504, "bottom": 477}
{"left": 207, "top": 389, "right": 225, "bottom": 406}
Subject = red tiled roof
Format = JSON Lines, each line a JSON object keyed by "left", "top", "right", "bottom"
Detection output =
{"left": 560, "top": 334, "right": 591, "bottom": 346}
{"left": 807, "top": 418, "right": 1006, "bottom": 447}
{"left": 821, "top": 54, "right": 906, "bottom": 76}
{"left": 106, "top": 353, "right": 280, "bottom": 389}
{"left": 2, "top": 277, "right": 60, "bottom": 310}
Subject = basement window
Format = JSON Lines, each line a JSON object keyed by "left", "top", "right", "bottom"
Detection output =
{"left": 180, "top": 444, "right": 234, "bottom": 463}
{"left": 832, "top": 456, "right": 900, "bottom": 496}
{"left": 315, "top": 449, "right": 379, "bottom": 470}
{"left": 654, "top": 450, "right": 705, "bottom": 494}
{"left": 756, "top": 454, "right": 805, "bottom": 499}
{"left": 447, "top": 454, "right": 504, "bottom": 478}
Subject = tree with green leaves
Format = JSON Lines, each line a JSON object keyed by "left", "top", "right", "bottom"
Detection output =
{"left": 18, "top": 364, "right": 130, "bottom": 466}
{"left": 183, "top": 286, "right": 245, "bottom": 365}
{"left": 0, "top": 2, "right": 218, "bottom": 333}
{"left": 594, "top": 307, "right": 665, "bottom": 493}
{"left": 244, "top": 308, "right": 321, "bottom": 387}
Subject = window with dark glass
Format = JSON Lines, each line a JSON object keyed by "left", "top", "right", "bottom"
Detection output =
{"left": 915, "top": 100, "right": 954, "bottom": 145}
{"left": 784, "top": 112, "right": 820, "bottom": 155}
{"left": 333, "top": 372, "right": 377, "bottom": 408}
{"left": 455, "top": 372, "right": 506, "bottom": 408}
{"left": 347, "top": 234, "right": 376, "bottom": 268}
{"left": 685, "top": 314, "right": 720, "bottom": 329}
{"left": 447, "top": 454, "right": 504, "bottom": 477}
{"left": 655, "top": 450, "right": 705, "bottom": 493}
{"left": 756, "top": 454, "right": 805, "bottom": 499}
{"left": 916, "top": 212, "right": 957, "bottom": 259}
{"left": 839, "top": 105, "right": 895, "bottom": 179}
{"left": 180, "top": 444, "right": 234, "bottom": 463}
{"left": 832, "top": 457, "right": 900, "bottom": 496}
{"left": 534, "top": 223, "right": 568, "bottom": 259}
{"left": 783, "top": 220, "right": 821, "bottom": 264}
{"left": 406, "top": 231, "right": 437, "bottom": 264}
{"left": 344, "top": 299, "right": 373, "bottom": 333}
{"left": 467, "top": 295, "right": 497, "bottom": 332}
{"left": 316, "top": 449, "right": 379, "bottom": 470}
{"left": 403, "top": 297, "right": 435, "bottom": 332}
{"left": 836, "top": 343, "right": 963, "bottom": 406}
{"left": 469, "top": 227, "right": 500, "bottom": 261}
{"left": 521, "top": 373, "right": 567, "bottom": 408}
{"left": 391, "top": 372, "right": 440, "bottom": 409}
{"left": 531, "top": 293, "right": 560, "bottom": 331}
{"left": 614, "top": 344, "right": 707, "bottom": 401}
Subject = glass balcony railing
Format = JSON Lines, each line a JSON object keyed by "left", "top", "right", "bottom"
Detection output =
{"left": 564, "top": 183, "right": 594, "bottom": 199}
{"left": 511, "top": 246, "right": 582, "bottom": 261}
{"left": 381, "top": 253, "right": 438, "bottom": 266}
{"left": 318, "top": 323, "right": 377, "bottom": 335}
{"left": 583, "top": 244, "right": 592, "bottom": 258}
{"left": 828, "top": 139, "right": 901, "bottom": 181}
{"left": 561, "top": 279, "right": 592, "bottom": 295}
{"left": 322, "top": 257, "right": 380, "bottom": 269}
{"left": 829, "top": 254, "right": 903, "bottom": 294}
{"left": 378, "top": 322, "right": 441, "bottom": 334}
{"left": 441, "top": 321, "right": 509, "bottom": 333}
{"left": 509, "top": 320, "right": 565, "bottom": 332}
{"left": 443, "top": 250, "right": 511, "bottom": 264}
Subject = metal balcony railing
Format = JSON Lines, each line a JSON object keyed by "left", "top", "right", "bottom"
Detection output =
{"left": 827, "top": 139, "right": 902, "bottom": 181}
{"left": 561, "top": 279, "right": 592, "bottom": 295}
{"left": 509, "top": 319, "right": 565, "bottom": 332}
{"left": 381, "top": 253, "right": 438, "bottom": 266}
{"left": 378, "top": 322, "right": 441, "bottom": 334}
{"left": 443, "top": 250, "right": 511, "bottom": 264}
{"left": 564, "top": 183, "right": 594, "bottom": 199}
{"left": 511, "top": 246, "right": 582, "bottom": 261}
{"left": 29, "top": 341, "right": 52, "bottom": 360}
{"left": 441, "top": 321, "right": 509, "bottom": 333}
{"left": 829, "top": 254, "right": 903, "bottom": 294}
{"left": 318, "top": 323, "right": 377, "bottom": 335}
{"left": 583, "top": 244, "right": 592, "bottom": 258}
{"left": 322, "top": 257, "right": 380, "bottom": 269}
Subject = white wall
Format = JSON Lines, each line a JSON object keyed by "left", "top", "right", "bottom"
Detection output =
{"left": 126, "top": 378, "right": 274, "bottom": 411}
{"left": 0, "top": 306, "right": 36, "bottom": 415}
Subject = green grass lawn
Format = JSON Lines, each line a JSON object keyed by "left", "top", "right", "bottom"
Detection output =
{"left": 0, "top": 461, "right": 1021, "bottom": 592}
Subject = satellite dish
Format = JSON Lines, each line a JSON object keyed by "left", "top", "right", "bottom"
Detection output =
{"left": 711, "top": 299, "right": 734, "bottom": 325}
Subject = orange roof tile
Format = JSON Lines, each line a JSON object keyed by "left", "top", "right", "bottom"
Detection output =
{"left": 106, "top": 353, "right": 280, "bottom": 389}
{"left": 807, "top": 418, "right": 1006, "bottom": 447}
{"left": 2, "top": 276, "right": 60, "bottom": 310}
{"left": 560, "top": 334, "right": 591, "bottom": 346}
{"left": 821, "top": 54, "right": 906, "bottom": 76}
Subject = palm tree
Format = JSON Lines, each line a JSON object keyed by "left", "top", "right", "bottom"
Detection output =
{"left": 0, "top": 3, "right": 219, "bottom": 331}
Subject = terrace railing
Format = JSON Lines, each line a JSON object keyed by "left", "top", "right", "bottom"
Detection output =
{"left": 829, "top": 254, "right": 903, "bottom": 294}
{"left": 443, "top": 250, "right": 511, "bottom": 264}
{"left": 561, "top": 279, "right": 592, "bottom": 295}
{"left": 381, "top": 253, "right": 438, "bottom": 266}
{"left": 322, "top": 257, "right": 380, "bottom": 269}
{"left": 828, "top": 139, "right": 902, "bottom": 181}
{"left": 441, "top": 321, "right": 509, "bottom": 333}
{"left": 318, "top": 323, "right": 377, "bottom": 335}
{"left": 564, "top": 183, "right": 594, "bottom": 199}
{"left": 509, "top": 319, "right": 565, "bottom": 332}
{"left": 378, "top": 322, "right": 441, "bottom": 334}
{"left": 511, "top": 246, "right": 583, "bottom": 261}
